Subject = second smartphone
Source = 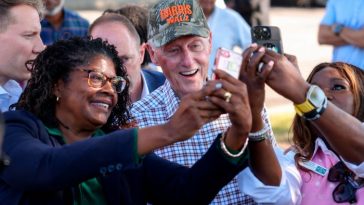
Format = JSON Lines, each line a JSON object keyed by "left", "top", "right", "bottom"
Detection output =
{"left": 251, "top": 26, "right": 284, "bottom": 54}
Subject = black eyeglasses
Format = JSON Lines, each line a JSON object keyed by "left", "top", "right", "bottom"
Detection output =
{"left": 77, "top": 69, "right": 126, "bottom": 93}
{"left": 328, "top": 161, "right": 364, "bottom": 203}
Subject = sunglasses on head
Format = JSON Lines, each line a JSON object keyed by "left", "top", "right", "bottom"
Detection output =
{"left": 328, "top": 161, "right": 364, "bottom": 203}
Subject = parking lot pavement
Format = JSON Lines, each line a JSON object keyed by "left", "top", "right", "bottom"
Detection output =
{"left": 79, "top": 7, "right": 331, "bottom": 112}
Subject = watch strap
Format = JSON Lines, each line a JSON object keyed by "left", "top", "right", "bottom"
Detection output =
{"left": 302, "top": 97, "right": 328, "bottom": 121}
{"left": 294, "top": 85, "right": 328, "bottom": 120}
{"left": 295, "top": 98, "right": 315, "bottom": 116}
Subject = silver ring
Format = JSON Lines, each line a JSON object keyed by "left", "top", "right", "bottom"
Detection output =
{"left": 224, "top": 92, "right": 232, "bottom": 103}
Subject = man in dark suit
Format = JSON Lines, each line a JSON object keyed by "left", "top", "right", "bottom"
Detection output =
{"left": 89, "top": 13, "right": 165, "bottom": 102}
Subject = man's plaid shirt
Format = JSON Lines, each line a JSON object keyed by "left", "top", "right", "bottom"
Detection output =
{"left": 131, "top": 81, "right": 277, "bottom": 205}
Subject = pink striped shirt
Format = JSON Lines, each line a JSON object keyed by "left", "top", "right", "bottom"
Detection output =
{"left": 300, "top": 139, "right": 364, "bottom": 204}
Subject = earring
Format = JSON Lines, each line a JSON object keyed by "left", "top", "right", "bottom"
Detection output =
{"left": 56, "top": 96, "right": 59, "bottom": 102}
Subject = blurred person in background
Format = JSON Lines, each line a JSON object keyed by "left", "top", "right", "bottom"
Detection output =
{"left": 90, "top": 13, "right": 165, "bottom": 102}
{"left": 318, "top": 0, "right": 364, "bottom": 69}
{"left": 198, "top": 0, "right": 251, "bottom": 78}
{"left": 0, "top": 0, "right": 44, "bottom": 112}
{"left": 224, "top": 0, "right": 270, "bottom": 26}
{"left": 104, "top": 5, "right": 155, "bottom": 70}
{"left": 41, "top": 0, "right": 89, "bottom": 45}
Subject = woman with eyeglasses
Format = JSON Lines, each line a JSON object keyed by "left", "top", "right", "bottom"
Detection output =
{"left": 237, "top": 46, "right": 364, "bottom": 204}
{"left": 0, "top": 37, "right": 255, "bottom": 205}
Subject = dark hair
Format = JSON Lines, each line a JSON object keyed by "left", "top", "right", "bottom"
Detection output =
{"left": 103, "top": 5, "right": 152, "bottom": 66}
{"left": 292, "top": 62, "right": 364, "bottom": 166}
{"left": 15, "top": 37, "right": 132, "bottom": 132}
{"left": 0, "top": 0, "right": 43, "bottom": 32}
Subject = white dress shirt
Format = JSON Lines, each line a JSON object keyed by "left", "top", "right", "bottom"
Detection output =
{"left": 0, "top": 80, "right": 22, "bottom": 112}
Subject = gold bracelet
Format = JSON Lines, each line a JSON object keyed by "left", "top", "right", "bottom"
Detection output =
{"left": 220, "top": 131, "right": 249, "bottom": 158}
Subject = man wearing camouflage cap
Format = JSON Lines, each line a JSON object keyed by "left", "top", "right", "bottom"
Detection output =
{"left": 131, "top": 0, "right": 278, "bottom": 204}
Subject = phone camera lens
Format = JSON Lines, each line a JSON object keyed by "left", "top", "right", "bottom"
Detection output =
{"left": 254, "top": 27, "right": 271, "bottom": 40}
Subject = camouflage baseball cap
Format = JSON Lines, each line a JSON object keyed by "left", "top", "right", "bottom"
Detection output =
{"left": 148, "top": 0, "right": 210, "bottom": 47}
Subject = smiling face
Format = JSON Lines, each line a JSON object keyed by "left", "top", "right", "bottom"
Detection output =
{"left": 148, "top": 35, "right": 211, "bottom": 98}
{"left": 310, "top": 66, "right": 354, "bottom": 115}
{"left": 55, "top": 55, "right": 118, "bottom": 129}
{"left": 0, "top": 4, "right": 44, "bottom": 85}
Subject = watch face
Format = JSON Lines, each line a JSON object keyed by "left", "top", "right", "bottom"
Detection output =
{"left": 334, "top": 24, "right": 344, "bottom": 35}
{"left": 309, "top": 86, "right": 326, "bottom": 107}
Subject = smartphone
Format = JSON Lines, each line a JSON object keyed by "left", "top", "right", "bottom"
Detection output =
{"left": 251, "top": 26, "right": 283, "bottom": 54}
{"left": 213, "top": 47, "right": 242, "bottom": 79}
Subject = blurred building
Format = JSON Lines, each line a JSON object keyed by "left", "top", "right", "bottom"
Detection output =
{"left": 271, "top": 0, "right": 326, "bottom": 7}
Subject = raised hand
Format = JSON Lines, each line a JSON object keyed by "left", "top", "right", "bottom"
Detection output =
{"left": 239, "top": 44, "right": 274, "bottom": 123}
{"left": 238, "top": 45, "right": 282, "bottom": 186}
{"left": 207, "top": 69, "right": 252, "bottom": 150}
{"left": 261, "top": 49, "right": 310, "bottom": 104}
{"left": 137, "top": 82, "right": 225, "bottom": 155}
{"left": 165, "top": 82, "right": 224, "bottom": 142}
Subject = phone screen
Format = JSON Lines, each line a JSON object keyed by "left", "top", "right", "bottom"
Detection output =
{"left": 213, "top": 47, "right": 242, "bottom": 79}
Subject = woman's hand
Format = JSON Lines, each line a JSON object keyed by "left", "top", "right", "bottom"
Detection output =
{"left": 207, "top": 69, "right": 252, "bottom": 150}
{"left": 238, "top": 45, "right": 282, "bottom": 185}
{"left": 261, "top": 49, "right": 310, "bottom": 104}
{"left": 138, "top": 83, "right": 224, "bottom": 155}
{"left": 239, "top": 44, "right": 274, "bottom": 131}
{"left": 165, "top": 82, "right": 224, "bottom": 142}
